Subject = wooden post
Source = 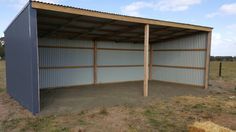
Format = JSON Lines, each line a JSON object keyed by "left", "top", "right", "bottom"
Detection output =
{"left": 149, "top": 44, "right": 153, "bottom": 80}
{"left": 204, "top": 32, "right": 212, "bottom": 89}
{"left": 144, "top": 24, "right": 149, "bottom": 97}
{"left": 93, "top": 40, "right": 97, "bottom": 84}
{"left": 219, "top": 61, "right": 222, "bottom": 77}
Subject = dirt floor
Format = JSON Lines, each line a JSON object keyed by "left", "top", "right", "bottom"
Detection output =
{"left": 0, "top": 61, "right": 236, "bottom": 132}
{"left": 40, "top": 81, "right": 208, "bottom": 115}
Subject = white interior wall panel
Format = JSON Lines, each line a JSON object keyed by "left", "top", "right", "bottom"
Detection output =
{"left": 97, "top": 50, "right": 144, "bottom": 65}
{"left": 39, "top": 38, "right": 93, "bottom": 89}
{"left": 39, "top": 48, "right": 93, "bottom": 67}
{"left": 153, "top": 51, "right": 205, "bottom": 67}
{"left": 152, "top": 33, "right": 207, "bottom": 86}
{"left": 39, "top": 68, "right": 93, "bottom": 88}
{"left": 152, "top": 67, "right": 204, "bottom": 85}
{"left": 39, "top": 39, "right": 144, "bottom": 88}
{"left": 97, "top": 41, "right": 144, "bottom": 49}
{"left": 152, "top": 33, "right": 207, "bottom": 49}
{"left": 39, "top": 38, "right": 93, "bottom": 47}
{"left": 97, "top": 41, "right": 144, "bottom": 83}
{"left": 97, "top": 67, "right": 144, "bottom": 83}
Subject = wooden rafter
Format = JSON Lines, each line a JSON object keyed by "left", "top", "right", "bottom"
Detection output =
{"left": 40, "top": 16, "right": 82, "bottom": 37}
{"left": 32, "top": 1, "right": 212, "bottom": 31}
{"left": 70, "top": 20, "right": 115, "bottom": 39}
{"left": 93, "top": 25, "right": 141, "bottom": 40}
{"left": 150, "top": 30, "right": 196, "bottom": 43}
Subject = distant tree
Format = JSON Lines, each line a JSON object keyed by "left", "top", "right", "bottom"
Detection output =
{"left": 0, "top": 37, "right": 5, "bottom": 60}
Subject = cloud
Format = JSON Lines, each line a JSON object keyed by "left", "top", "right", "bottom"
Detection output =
{"left": 121, "top": 0, "right": 202, "bottom": 16}
{"left": 156, "top": 0, "right": 201, "bottom": 11}
{"left": 211, "top": 28, "right": 236, "bottom": 56}
{"left": 220, "top": 3, "right": 236, "bottom": 15}
{"left": 226, "top": 24, "right": 236, "bottom": 30}
{"left": 121, "top": 1, "right": 152, "bottom": 16}
{"left": 206, "top": 3, "right": 236, "bottom": 18}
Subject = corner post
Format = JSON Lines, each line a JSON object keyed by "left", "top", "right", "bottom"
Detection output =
{"left": 144, "top": 24, "right": 150, "bottom": 96}
{"left": 204, "top": 31, "right": 212, "bottom": 89}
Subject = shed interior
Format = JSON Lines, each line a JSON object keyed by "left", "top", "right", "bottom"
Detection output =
{"left": 37, "top": 9, "right": 208, "bottom": 90}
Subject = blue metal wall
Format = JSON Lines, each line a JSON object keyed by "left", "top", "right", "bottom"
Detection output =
{"left": 4, "top": 4, "right": 39, "bottom": 114}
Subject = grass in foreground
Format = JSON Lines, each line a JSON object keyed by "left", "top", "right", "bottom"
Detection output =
{"left": 1, "top": 95, "right": 235, "bottom": 132}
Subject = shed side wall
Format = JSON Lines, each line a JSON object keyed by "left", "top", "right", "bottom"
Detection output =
{"left": 152, "top": 33, "right": 207, "bottom": 86}
{"left": 4, "top": 4, "right": 39, "bottom": 113}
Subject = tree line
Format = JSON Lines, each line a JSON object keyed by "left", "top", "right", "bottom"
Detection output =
{"left": 0, "top": 37, "right": 4, "bottom": 60}
{"left": 210, "top": 56, "right": 236, "bottom": 61}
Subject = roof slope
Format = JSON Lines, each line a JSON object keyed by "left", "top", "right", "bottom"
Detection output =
{"left": 31, "top": 1, "right": 213, "bottom": 32}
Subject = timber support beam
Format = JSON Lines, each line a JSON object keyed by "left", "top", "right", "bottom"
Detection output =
{"left": 144, "top": 24, "right": 149, "bottom": 97}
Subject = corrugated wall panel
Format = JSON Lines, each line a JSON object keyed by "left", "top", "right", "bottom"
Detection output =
{"left": 39, "top": 38, "right": 93, "bottom": 47}
{"left": 152, "top": 33, "right": 207, "bottom": 86}
{"left": 98, "top": 67, "right": 144, "bottom": 83}
{"left": 153, "top": 51, "right": 205, "bottom": 67}
{"left": 152, "top": 67, "right": 204, "bottom": 86}
{"left": 97, "top": 41, "right": 144, "bottom": 83}
{"left": 39, "top": 39, "right": 145, "bottom": 88}
{"left": 38, "top": 39, "right": 93, "bottom": 88}
{"left": 152, "top": 33, "right": 207, "bottom": 49}
{"left": 97, "top": 50, "right": 144, "bottom": 65}
{"left": 39, "top": 68, "right": 93, "bottom": 88}
{"left": 4, "top": 4, "right": 39, "bottom": 113}
{"left": 97, "top": 41, "right": 143, "bottom": 49}
{"left": 39, "top": 48, "right": 93, "bottom": 67}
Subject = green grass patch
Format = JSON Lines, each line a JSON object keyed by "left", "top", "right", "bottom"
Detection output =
{"left": 1, "top": 118, "right": 21, "bottom": 130}
{"left": 99, "top": 108, "right": 109, "bottom": 116}
{"left": 148, "top": 118, "right": 161, "bottom": 128}
{"left": 144, "top": 109, "right": 160, "bottom": 117}
{"left": 21, "top": 116, "right": 55, "bottom": 132}
{"left": 0, "top": 88, "right": 5, "bottom": 93}
{"left": 78, "top": 119, "right": 88, "bottom": 126}
{"left": 192, "top": 103, "right": 207, "bottom": 109}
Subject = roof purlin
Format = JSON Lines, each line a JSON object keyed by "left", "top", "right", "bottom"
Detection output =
{"left": 31, "top": 1, "right": 213, "bottom": 32}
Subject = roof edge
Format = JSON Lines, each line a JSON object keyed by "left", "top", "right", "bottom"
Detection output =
{"left": 31, "top": 1, "right": 213, "bottom": 32}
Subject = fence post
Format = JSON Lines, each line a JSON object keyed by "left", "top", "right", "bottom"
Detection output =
{"left": 219, "top": 61, "right": 222, "bottom": 77}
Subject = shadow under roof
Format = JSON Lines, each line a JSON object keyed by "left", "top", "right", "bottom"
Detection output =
{"left": 33, "top": 1, "right": 213, "bottom": 43}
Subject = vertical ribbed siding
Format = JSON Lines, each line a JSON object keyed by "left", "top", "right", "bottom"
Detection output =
{"left": 4, "top": 4, "right": 40, "bottom": 113}
{"left": 153, "top": 51, "right": 205, "bottom": 67}
{"left": 153, "top": 33, "right": 207, "bottom": 49}
{"left": 97, "top": 41, "right": 144, "bottom": 83}
{"left": 152, "top": 33, "right": 207, "bottom": 86}
{"left": 38, "top": 39, "right": 93, "bottom": 89}
{"left": 152, "top": 67, "right": 204, "bottom": 85}
{"left": 39, "top": 39, "right": 145, "bottom": 88}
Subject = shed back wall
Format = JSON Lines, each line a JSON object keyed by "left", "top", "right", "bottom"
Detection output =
{"left": 38, "top": 39, "right": 144, "bottom": 89}
{"left": 152, "top": 33, "right": 207, "bottom": 86}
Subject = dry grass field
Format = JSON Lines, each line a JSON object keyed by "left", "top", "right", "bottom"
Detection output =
{"left": 210, "top": 61, "right": 236, "bottom": 82}
{"left": 0, "top": 61, "right": 235, "bottom": 132}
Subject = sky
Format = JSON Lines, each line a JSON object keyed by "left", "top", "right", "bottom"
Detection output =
{"left": 0, "top": 0, "right": 236, "bottom": 56}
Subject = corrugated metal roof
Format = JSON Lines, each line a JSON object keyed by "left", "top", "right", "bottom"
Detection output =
{"left": 31, "top": 0, "right": 213, "bottom": 31}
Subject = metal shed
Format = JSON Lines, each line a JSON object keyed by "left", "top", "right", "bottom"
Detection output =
{"left": 4, "top": 1, "right": 212, "bottom": 114}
